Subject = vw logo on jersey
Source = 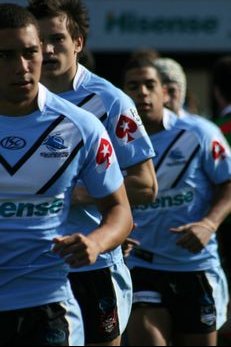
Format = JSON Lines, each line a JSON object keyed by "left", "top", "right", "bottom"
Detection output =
{"left": 0, "top": 136, "right": 26, "bottom": 150}
{"left": 43, "top": 134, "right": 67, "bottom": 152}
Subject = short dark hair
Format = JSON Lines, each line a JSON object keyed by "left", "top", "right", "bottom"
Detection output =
{"left": 213, "top": 56, "right": 231, "bottom": 102}
{"left": 0, "top": 3, "right": 39, "bottom": 33}
{"left": 122, "top": 53, "right": 163, "bottom": 85}
{"left": 28, "top": 0, "right": 89, "bottom": 46}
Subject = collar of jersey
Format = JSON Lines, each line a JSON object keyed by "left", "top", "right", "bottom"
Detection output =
{"left": 37, "top": 83, "right": 48, "bottom": 112}
{"left": 163, "top": 108, "right": 178, "bottom": 130}
{"left": 72, "top": 64, "right": 89, "bottom": 91}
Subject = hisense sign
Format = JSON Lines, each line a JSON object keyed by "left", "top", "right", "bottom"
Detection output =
{"left": 84, "top": 0, "right": 231, "bottom": 52}
{"left": 1, "top": 0, "right": 231, "bottom": 52}
{"left": 105, "top": 14, "right": 217, "bottom": 35}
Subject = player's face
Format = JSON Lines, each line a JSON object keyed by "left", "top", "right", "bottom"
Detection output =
{"left": 124, "top": 66, "right": 168, "bottom": 124}
{"left": 38, "top": 14, "right": 83, "bottom": 81}
{"left": 165, "top": 82, "right": 182, "bottom": 115}
{"left": 0, "top": 25, "right": 42, "bottom": 108}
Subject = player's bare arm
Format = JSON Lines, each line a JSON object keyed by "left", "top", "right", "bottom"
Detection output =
{"left": 71, "top": 158, "right": 157, "bottom": 206}
{"left": 171, "top": 180, "right": 231, "bottom": 253}
{"left": 53, "top": 184, "right": 133, "bottom": 267}
{"left": 125, "top": 158, "right": 158, "bottom": 205}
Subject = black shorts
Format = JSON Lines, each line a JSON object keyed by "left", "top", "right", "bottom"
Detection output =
{"left": 0, "top": 302, "right": 70, "bottom": 346}
{"left": 69, "top": 268, "right": 120, "bottom": 344}
{"left": 130, "top": 267, "right": 217, "bottom": 334}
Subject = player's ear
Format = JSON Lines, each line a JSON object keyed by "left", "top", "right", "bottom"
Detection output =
{"left": 162, "top": 84, "right": 170, "bottom": 105}
{"left": 74, "top": 35, "right": 83, "bottom": 55}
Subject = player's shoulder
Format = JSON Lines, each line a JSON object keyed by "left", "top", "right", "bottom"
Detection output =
{"left": 81, "top": 65, "right": 135, "bottom": 108}
{"left": 175, "top": 113, "right": 222, "bottom": 139}
{"left": 45, "top": 84, "right": 104, "bottom": 133}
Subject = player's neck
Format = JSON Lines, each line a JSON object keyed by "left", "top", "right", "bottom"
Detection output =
{"left": 0, "top": 98, "right": 38, "bottom": 117}
{"left": 143, "top": 116, "right": 165, "bottom": 135}
{"left": 146, "top": 122, "right": 165, "bottom": 135}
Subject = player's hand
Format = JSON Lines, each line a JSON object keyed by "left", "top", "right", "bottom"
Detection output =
{"left": 52, "top": 233, "right": 101, "bottom": 268}
{"left": 170, "top": 219, "right": 217, "bottom": 254}
{"left": 122, "top": 237, "right": 140, "bottom": 258}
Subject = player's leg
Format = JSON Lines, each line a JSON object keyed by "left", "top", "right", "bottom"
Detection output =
{"left": 69, "top": 259, "right": 132, "bottom": 346}
{"left": 174, "top": 332, "right": 217, "bottom": 346}
{"left": 171, "top": 268, "right": 228, "bottom": 346}
{"left": 126, "top": 267, "right": 172, "bottom": 346}
{"left": 0, "top": 299, "right": 84, "bottom": 346}
{"left": 126, "top": 305, "right": 172, "bottom": 346}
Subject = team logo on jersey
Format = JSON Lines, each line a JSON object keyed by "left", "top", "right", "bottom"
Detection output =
{"left": 167, "top": 149, "right": 186, "bottom": 166}
{"left": 96, "top": 138, "right": 113, "bottom": 171}
{"left": 0, "top": 136, "right": 26, "bottom": 150}
{"left": 41, "top": 134, "right": 69, "bottom": 158}
{"left": 212, "top": 141, "right": 226, "bottom": 160}
{"left": 116, "top": 115, "right": 138, "bottom": 143}
{"left": 169, "top": 149, "right": 185, "bottom": 161}
{"left": 43, "top": 134, "right": 67, "bottom": 151}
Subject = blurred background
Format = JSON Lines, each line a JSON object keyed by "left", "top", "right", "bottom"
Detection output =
{"left": 2, "top": 0, "right": 231, "bottom": 118}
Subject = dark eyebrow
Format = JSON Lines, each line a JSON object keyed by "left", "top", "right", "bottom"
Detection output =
{"left": 127, "top": 79, "right": 158, "bottom": 85}
{"left": 48, "top": 33, "right": 66, "bottom": 39}
{"left": 0, "top": 45, "right": 39, "bottom": 52}
{"left": 24, "top": 45, "right": 40, "bottom": 50}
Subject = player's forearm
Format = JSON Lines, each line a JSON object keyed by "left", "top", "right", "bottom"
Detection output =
{"left": 88, "top": 205, "right": 133, "bottom": 254}
{"left": 204, "top": 180, "right": 231, "bottom": 229}
{"left": 88, "top": 185, "right": 133, "bottom": 253}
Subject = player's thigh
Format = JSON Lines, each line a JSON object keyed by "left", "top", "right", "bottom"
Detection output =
{"left": 128, "top": 267, "right": 172, "bottom": 346}
{"left": 166, "top": 271, "right": 220, "bottom": 337}
{"left": 174, "top": 331, "right": 217, "bottom": 346}
{"left": 31, "top": 300, "right": 84, "bottom": 346}
{"left": 205, "top": 266, "right": 229, "bottom": 330}
{"left": 0, "top": 300, "right": 84, "bottom": 346}
{"left": 69, "top": 261, "right": 132, "bottom": 345}
{"left": 127, "top": 305, "right": 172, "bottom": 346}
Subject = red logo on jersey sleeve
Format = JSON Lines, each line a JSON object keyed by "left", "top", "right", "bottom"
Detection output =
{"left": 96, "top": 138, "right": 113, "bottom": 169}
{"left": 116, "top": 115, "right": 138, "bottom": 143}
{"left": 212, "top": 141, "right": 226, "bottom": 160}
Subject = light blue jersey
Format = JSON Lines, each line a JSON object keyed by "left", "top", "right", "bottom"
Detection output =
{"left": 59, "top": 64, "right": 155, "bottom": 270}
{"left": 127, "top": 109, "right": 231, "bottom": 272}
{"left": 0, "top": 84, "right": 123, "bottom": 311}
